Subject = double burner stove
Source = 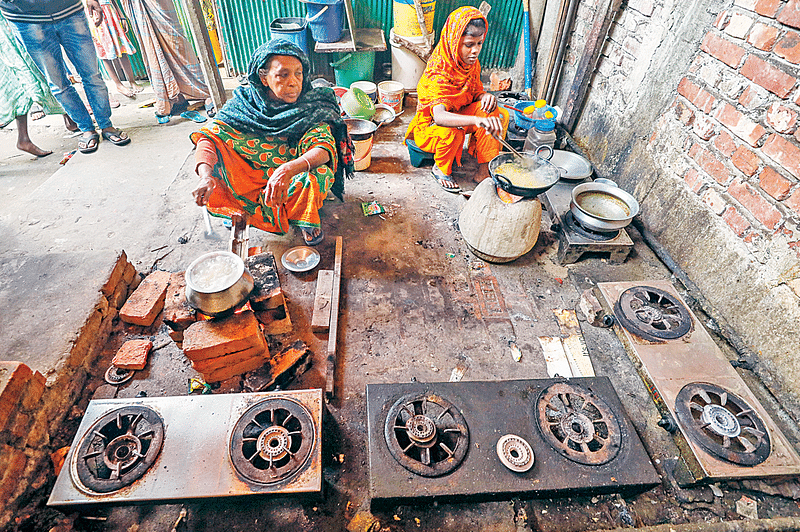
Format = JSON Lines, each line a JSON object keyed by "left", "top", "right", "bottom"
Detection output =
{"left": 366, "top": 378, "right": 659, "bottom": 504}
{"left": 49, "top": 390, "right": 323, "bottom": 506}
{"left": 598, "top": 281, "right": 800, "bottom": 483}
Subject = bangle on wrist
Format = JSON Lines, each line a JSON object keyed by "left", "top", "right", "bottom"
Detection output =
{"left": 299, "top": 156, "right": 311, "bottom": 173}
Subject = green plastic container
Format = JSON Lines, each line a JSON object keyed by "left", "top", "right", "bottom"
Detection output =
{"left": 331, "top": 51, "right": 375, "bottom": 87}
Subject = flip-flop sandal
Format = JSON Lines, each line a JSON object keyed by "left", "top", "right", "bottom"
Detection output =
{"left": 155, "top": 113, "right": 170, "bottom": 124}
{"left": 101, "top": 129, "right": 131, "bottom": 146}
{"left": 180, "top": 110, "right": 207, "bottom": 123}
{"left": 205, "top": 100, "right": 216, "bottom": 118}
{"left": 432, "top": 170, "right": 461, "bottom": 193}
{"left": 30, "top": 104, "right": 45, "bottom": 121}
{"left": 78, "top": 131, "right": 99, "bottom": 154}
{"left": 302, "top": 228, "right": 325, "bottom": 246}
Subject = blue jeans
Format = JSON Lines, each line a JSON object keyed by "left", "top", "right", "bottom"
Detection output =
{"left": 11, "top": 12, "right": 112, "bottom": 132}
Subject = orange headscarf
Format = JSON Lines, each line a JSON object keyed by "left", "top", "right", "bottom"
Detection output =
{"left": 416, "top": 6, "right": 487, "bottom": 114}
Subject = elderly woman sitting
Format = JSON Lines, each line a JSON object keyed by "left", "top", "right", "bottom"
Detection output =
{"left": 191, "top": 40, "right": 353, "bottom": 245}
{"left": 405, "top": 6, "right": 509, "bottom": 193}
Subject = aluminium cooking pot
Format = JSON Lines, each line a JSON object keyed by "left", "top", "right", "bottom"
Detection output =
{"left": 488, "top": 146, "right": 560, "bottom": 198}
{"left": 570, "top": 182, "right": 640, "bottom": 231}
{"left": 185, "top": 251, "right": 254, "bottom": 317}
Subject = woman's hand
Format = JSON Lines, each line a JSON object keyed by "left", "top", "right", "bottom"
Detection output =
{"left": 477, "top": 92, "right": 497, "bottom": 113}
{"left": 264, "top": 163, "right": 294, "bottom": 206}
{"left": 192, "top": 163, "right": 216, "bottom": 206}
{"left": 476, "top": 115, "right": 504, "bottom": 137}
{"left": 86, "top": 0, "right": 104, "bottom": 26}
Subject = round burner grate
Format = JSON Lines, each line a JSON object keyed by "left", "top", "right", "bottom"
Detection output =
{"left": 384, "top": 393, "right": 469, "bottom": 477}
{"left": 614, "top": 286, "right": 692, "bottom": 342}
{"left": 563, "top": 212, "right": 620, "bottom": 241}
{"left": 675, "top": 382, "right": 770, "bottom": 466}
{"left": 72, "top": 406, "right": 164, "bottom": 494}
{"left": 496, "top": 434, "right": 535, "bottom": 473}
{"left": 230, "top": 397, "right": 316, "bottom": 485}
{"left": 536, "top": 382, "right": 621, "bottom": 465}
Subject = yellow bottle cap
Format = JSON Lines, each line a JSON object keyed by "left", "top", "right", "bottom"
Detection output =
{"left": 523, "top": 105, "right": 536, "bottom": 114}
{"left": 544, "top": 111, "right": 554, "bottom": 118}
{"left": 534, "top": 99, "right": 546, "bottom": 108}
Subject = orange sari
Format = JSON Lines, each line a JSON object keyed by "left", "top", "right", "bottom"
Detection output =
{"left": 405, "top": 6, "right": 508, "bottom": 175}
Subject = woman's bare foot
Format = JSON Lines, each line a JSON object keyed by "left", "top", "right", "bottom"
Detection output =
{"left": 115, "top": 83, "right": 135, "bottom": 98}
{"left": 302, "top": 227, "right": 325, "bottom": 246}
{"left": 130, "top": 82, "right": 144, "bottom": 94}
{"left": 17, "top": 139, "right": 52, "bottom": 157}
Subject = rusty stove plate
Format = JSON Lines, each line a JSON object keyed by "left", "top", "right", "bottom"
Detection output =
{"left": 614, "top": 286, "right": 693, "bottom": 342}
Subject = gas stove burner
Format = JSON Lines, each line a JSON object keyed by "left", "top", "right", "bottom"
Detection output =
{"left": 230, "top": 397, "right": 316, "bottom": 485}
{"left": 104, "top": 365, "right": 134, "bottom": 385}
{"left": 563, "top": 212, "right": 620, "bottom": 241}
{"left": 384, "top": 393, "right": 469, "bottom": 477}
{"left": 614, "top": 286, "right": 692, "bottom": 342}
{"left": 536, "top": 382, "right": 621, "bottom": 465}
{"left": 496, "top": 434, "right": 534, "bottom": 473}
{"left": 675, "top": 383, "right": 770, "bottom": 466}
{"left": 72, "top": 406, "right": 164, "bottom": 494}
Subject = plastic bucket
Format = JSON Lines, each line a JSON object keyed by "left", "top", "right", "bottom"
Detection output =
{"left": 353, "top": 137, "right": 374, "bottom": 171}
{"left": 331, "top": 51, "right": 375, "bottom": 86}
{"left": 269, "top": 18, "right": 309, "bottom": 56}
{"left": 393, "top": 0, "right": 435, "bottom": 37}
{"left": 390, "top": 28, "right": 431, "bottom": 91}
{"left": 351, "top": 81, "right": 377, "bottom": 102}
{"left": 378, "top": 80, "right": 404, "bottom": 114}
{"left": 305, "top": 0, "right": 344, "bottom": 44}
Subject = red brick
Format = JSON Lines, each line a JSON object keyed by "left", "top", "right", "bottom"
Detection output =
{"left": 690, "top": 143, "right": 732, "bottom": 184}
{"left": 714, "top": 130, "right": 737, "bottom": 156}
{"left": 775, "top": 31, "right": 800, "bottom": 64}
{"left": 100, "top": 252, "right": 129, "bottom": 297}
{"left": 762, "top": 134, "right": 800, "bottom": 179}
{"left": 714, "top": 102, "right": 768, "bottom": 146}
{"left": 191, "top": 336, "right": 268, "bottom": 375}
{"left": 731, "top": 146, "right": 761, "bottom": 176}
{"left": 740, "top": 55, "right": 797, "bottom": 98}
{"left": 723, "top": 206, "right": 752, "bottom": 235}
{"left": 9, "top": 411, "right": 30, "bottom": 439}
{"left": 755, "top": 0, "right": 780, "bottom": 17}
{"left": 203, "top": 352, "right": 270, "bottom": 383}
{"left": 767, "top": 103, "right": 798, "bottom": 134}
{"left": 701, "top": 32, "right": 747, "bottom": 67}
{"left": 673, "top": 100, "right": 695, "bottom": 125}
{"left": 182, "top": 310, "right": 265, "bottom": 361}
{"left": 759, "top": 167, "right": 795, "bottom": 199}
{"left": 163, "top": 272, "right": 196, "bottom": 332}
{"left": 747, "top": 22, "right": 780, "bottom": 50}
{"left": 112, "top": 339, "right": 153, "bottom": 370}
{"left": 678, "top": 77, "right": 700, "bottom": 100}
{"left": 119, "top": 270, "right": 171, "bottom": 326}
{"left": 684, "top": 168, "right": 704, "bottom": 192}
{"left": 20, "top": 371, "right": 46, "bottom": 411}
{"left": 778, "top": 0, "right": 800, "bottom": 29}
{"left": 702, "top": 188, "right": 727, "bottom": 214}
{"left": 0, "top": 362, "right": 33, "bottom": 431}
{"left": 0, "top": 445, "right": 28, "bottom": 502}
{"left": 693, "top": 115, "right": 716, "bottom": 140}
{"left": 786, "top": 188, "right": 800, "bottom": 215}
{"left": 739, "top": 84, "right": 768, "bottom": 108}
{"left": 728, "top": 179, "right": 783, "bottom": 228}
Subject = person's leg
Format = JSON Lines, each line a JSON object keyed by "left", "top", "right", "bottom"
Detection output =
{"left": 10, "top": 20, "right": 95, "bottom": 132}
{"left": 56, "top": 12, "right": 114, "bottom": 131}
{"left": 118, "top": 55, "right": 143, "bottom": 92}
{"left": 413, "top": 124, "right": 464, "bottom": 191}
{"left": 15, "top": 115, "right": 51, "bottom": 157}
{"left": 103, "top": 58, "right": 133, "bottom": 97}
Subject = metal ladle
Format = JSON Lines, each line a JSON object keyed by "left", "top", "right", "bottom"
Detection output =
{"left": 491, "top": 132, "right": 552, "bottom": 169}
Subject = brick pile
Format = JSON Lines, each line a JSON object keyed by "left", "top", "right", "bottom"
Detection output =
{"left": 645, "top": 0, "right": 800, "bottom": 270}
{"left": 162, "top": 272, "right": 196, "bottom": 347}
{"left": 246, "top": 251, "right": 293, "bottom": 335}
{"left": 182, "top": 310, "right": 269, "bottom": 382}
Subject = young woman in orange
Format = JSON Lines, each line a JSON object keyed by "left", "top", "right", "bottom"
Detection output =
{"left": 405, "top": 6, "right": 508, "bottom": 193}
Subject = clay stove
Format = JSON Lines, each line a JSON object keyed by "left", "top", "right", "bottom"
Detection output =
{"left": 597, "top": 280, "right": 800, "bottom": 484}
{"left": 366, "top": 378, "right": 659, "bottom": 504}
{"left": 48, "top": 389, "right": 323, "bottom": 506}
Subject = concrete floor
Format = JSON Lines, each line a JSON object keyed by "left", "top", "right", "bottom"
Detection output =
{"left": 3, "top": 80, "right": 800, "bottom": 531}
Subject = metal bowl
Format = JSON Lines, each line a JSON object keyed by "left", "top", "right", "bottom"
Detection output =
{"left": 281, "top": 246, "right": 320, "bottom": 273}
{"left": 185, "top": 251, "right": 254, "bottom": 317}
{"left": 570, "top": 182, "right": 640, "bottom": 231}
{"left": 372, "top": 104, "right": 397, "bottom": 126}
{"left": 550, "top": 150, "right": 593, "bottom": 180}
{"left": 345, "top": 118, "right": 378, "bottom": 141}
{"left": 489, "top": 150, "right": 560, "bottom": 198}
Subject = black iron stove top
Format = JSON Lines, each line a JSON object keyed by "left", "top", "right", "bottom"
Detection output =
{"left": 366, "top": 378, "right": 659, "bottom": 505}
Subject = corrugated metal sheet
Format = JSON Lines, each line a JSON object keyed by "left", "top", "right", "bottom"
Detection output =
{"left": 215, "top": 0, "right": 522, "bottom": 76}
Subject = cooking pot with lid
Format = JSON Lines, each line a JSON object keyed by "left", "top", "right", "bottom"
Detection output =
{"left": 569, "top": 182, "right": 639, "bottom": 232}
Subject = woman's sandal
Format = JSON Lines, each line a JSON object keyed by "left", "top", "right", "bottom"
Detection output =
{"left": 431, "top": 169, "right": 461, "bottom": 193}
{"left": 77, "top": 131, "right": 99, "bottom": 154}
{"left": 302, "top": 228, "right": 325, "bottom": 246}
{"left": 155, "top": 113, "right": 170, "bottom": 124}
{"left": 180, "top": 110, "right": 207, "bottom": 123}
{"left": 101, "top": 128, "right": 131, "bottom": 146}
{"left": 30, "top": 104, "right": 45, "bottom": 121}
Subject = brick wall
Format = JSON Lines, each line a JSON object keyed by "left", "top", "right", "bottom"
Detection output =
{"left": 563, "top": 0, "right": 800, "bottom": 419}
{"left": 0, "top": 252, "right": 140, "bottom": 530}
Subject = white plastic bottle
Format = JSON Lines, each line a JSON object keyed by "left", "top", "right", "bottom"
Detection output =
{"left": 523, "top": 119, "right": 556, "bottom": 152}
